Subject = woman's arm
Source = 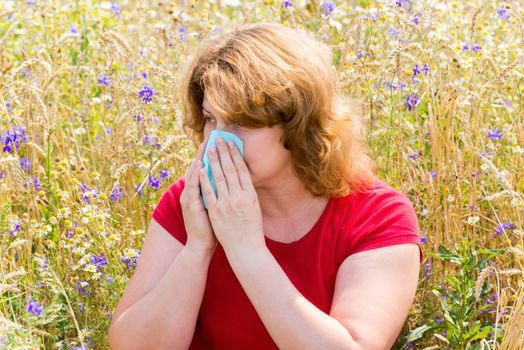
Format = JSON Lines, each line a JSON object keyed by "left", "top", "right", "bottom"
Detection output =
{"left": 108, "top": 219, "right": 213, "bottom": 350}
{"left": 224, "top": 243, "right": 420, "bottom": 350}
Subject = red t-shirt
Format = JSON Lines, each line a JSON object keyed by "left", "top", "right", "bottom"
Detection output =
{"left": 152, "top": 176, "right": 422, "bottom": 349}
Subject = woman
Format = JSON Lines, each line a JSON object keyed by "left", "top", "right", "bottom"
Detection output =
{"left": 108, "top": 22, "right": 422, "bottom": 350}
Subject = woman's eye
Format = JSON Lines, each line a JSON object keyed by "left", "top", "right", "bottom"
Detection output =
{"left": 205, "top": 116, "right": 215, "bottom": 123}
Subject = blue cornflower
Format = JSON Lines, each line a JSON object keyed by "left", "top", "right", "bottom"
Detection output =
{"left": 497, "top": 7, "right": 510, "bottom": 20}
{"left": 283, "top": 0, "right": 293, "bottom": 8}
{"left": 493, "top": 221, "right": 516, "bottom": 238}
{"left": 138, "top": 85, "right": 155, "bottom": 104}
{"left": 320, "top": 1, "right": 335, "bottom": 16}
{"left": 148, "top": 175, "right": 160, "bottom": 190}
{"left": 403, "top": 93, "right": 419, "bottom": 111}
{"left": 98, "top": 74, "right": 111, "bottom": 86}
{"left": 110, "top": 186, "right": 125, "bottom": 201}
{"left": 90, "top": 253, "right": 108, "bottom": 270}
{"left": 111, "top": 2, "right": 121, "bottom": 18}
{"left": 487, "top": 128, "right": 502, "bottom": 141}
{"left": 26, "top": 298, "right": 43, "bottom": 315}
{"left": 388, "top": 26, "right": 401, "bottom": 37}
{"left": 20, "top": 156, "right": 31, "bottom": 172}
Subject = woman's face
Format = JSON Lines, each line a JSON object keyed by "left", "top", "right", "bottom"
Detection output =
{"left": 202, "top": 94, "right": 293, "bottom": 189}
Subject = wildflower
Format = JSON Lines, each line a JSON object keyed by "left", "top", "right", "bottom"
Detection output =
{"left": 283, "top": 0, "right": 293, "bottom": 8}
{"left": 424, "top": 261, "right": 431, "bottom": 279}
{"left": 422, "top": 64, "right": 429, "bottom": 75}
{"left": 110, "top": 186, "right": 125, "bottom": 201}
{"left": 148, "top": 175, "right": 160, "bottom": 190}
{"left": 420, "top": 232, "right": 428, "bottom": 243}
{"left": 32, "top": 176, "right": 40, "bottom": 190}
{"left": 121, "top": 248, "right": 140, "bottom": 270}
{"left": 409, "top": 149, "right": 422, "bottom": 161}
{"left": 493, "top": 221, "right": 516, "bottom": 238}
{"left": 138, "top": 85, "right": 155, "bottom": 104}
{"left": 70, "top": 24, "right": 79, "bottom": 34}
{"left": 472, "top": 44, "right": 481, "bottom": 53}
{"left": 26, "top": 298, "right": 43, "bottom": 316}
{"left": 435, "top": 317, "right": 444, "bottom": 324}
{"left": 73, "top": 343, "right": 88, "bottom": 350}
{"left": 320, "top": 1, "right": 335, "bottom": 16}
{"left": 134, "top": 114, "right": 142, "bottom": 122}
{"left": 97, "top": 74, "right": 111, "bottom": 86}
{"left": 144, "top": 133, "right": 157, "bottom": 145}
{"left": 89, "top": 253, "right": 108, "bottom": 270}
{"left": 497, "top": 7, "right": 510, "bottom": 20}
{"left": 462, "top": 42, "right": 469, "bottom": 51}
{"left": 135, "top": 183, "right": 143, "bottom": 197}
{"left": 467, "top": 216, "right": 480, "bottom": 225}
{"left": 403, "top": 93, "right": 419, "bottom": 111}
{"left": 411, "top": 13, "right": 419, "bottom": 25}
{"left": 110, "top": 2, "right": 121, "bottom": 18}
{"left": 1, "top": 126, "right": 27, "bottom": 153}
{"left": 160, "top": 169, "right": 170, "bottom": 179}
{"left": 487, "top": 128, "right": 502, "bottom": 141}
{"left": 388, "top": 26, "right": 401, "bottom": 37}
{"left": 430, "top": 170, "right": 437, "bottom": 180}
{"left": 178, "top": 26, "right": 186, "bottom": 42}
{"left": 20, "top": 156, "right": 31, "bottom": 172}
{"left": 10, "top": 221, "right": 21, "bottom": 238}
{"left": 413, "top": 65, "right": 421, "bottom": 77}
{"left": 27, "top": 0, "right": 36, "bottom": 5}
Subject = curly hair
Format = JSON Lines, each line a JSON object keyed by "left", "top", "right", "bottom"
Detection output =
{"left": 178, "top": 22, "right": 376, "bottom": 198}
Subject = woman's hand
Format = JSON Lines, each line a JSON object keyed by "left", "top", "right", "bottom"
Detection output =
{"left": 179, "top": 137, "right": 218, "bottom": 256}
{"left": 199, "top": 137, "right": 266, "bottom": 256}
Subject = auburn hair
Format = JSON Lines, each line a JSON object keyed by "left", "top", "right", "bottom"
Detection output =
{"left": 178, "top": 22, "right": 376, "bottom": 198}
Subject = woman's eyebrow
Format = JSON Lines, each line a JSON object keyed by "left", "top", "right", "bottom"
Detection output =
{"left": 202, "top": 107, "right": 213, "bottom": 115}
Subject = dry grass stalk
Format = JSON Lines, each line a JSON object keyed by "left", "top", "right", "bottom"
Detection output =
{"left": 2, "top": 269, "right": 26, "bottom": 280}
{"left": 8, "top": 239, "right": 30, "bottom": 249}
{"left": 499, "top": 286, "right": 524, "bottom": 350}
{"left": 475, "top": 267, "right": 490, "bottom": 300}
{"left": 100, "top": 30, "right": 132, "bottom": 60}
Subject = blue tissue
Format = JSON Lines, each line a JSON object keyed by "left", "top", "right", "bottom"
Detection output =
{"left": 201, "top": 130, "right": 244, "bottom": 209}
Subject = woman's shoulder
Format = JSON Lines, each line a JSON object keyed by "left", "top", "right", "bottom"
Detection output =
{"left": 335, "top": 176, "right": 410, "bottom": 207}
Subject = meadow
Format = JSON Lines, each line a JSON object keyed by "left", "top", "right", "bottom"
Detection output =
{"left": 0, "top": 0, "right": 523, "bottom": 349}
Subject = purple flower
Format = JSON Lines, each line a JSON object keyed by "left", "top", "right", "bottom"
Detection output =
{"left": 497, "top": 7, "right": 510, "bottom": 20}
{"left": 283, "top": 0, "right": 293, "bottom": 8}
{"left": 143, "top": 133, "right": 157, "bottom": 145}
{"left": 411, "top": 13, "right": 419, "bottom": 25}
{"left": 32, "top": 176, "right": 40, "bottom": 190}
{"left": 420, "top": 232, "right": 428, "bottom": 244}
{"left": 409, "top": 149, "right": 422, "bottom": 161}
{"left": 493, "top": 221, "right": 516, "bottom": 238}
{"left": 178, "top": 26, "right": 185, "bottom": 42}
{"left": 1, "top": 126, "right": 27, "bottom": 153}
{"left": 487, "top": 128, "right": 502, "bottom": 141}
{"left": 424, "top": 261, "right": 431, "bottom": 279}
{"left": 472, "top": 44, "right": 481, "bottom": 53}
{"left": 98, "top": 74, "right": 111, "bottom": 86}
{"left": 70, "top": 24, "right": 79, "bottom": 34}
{"left": 138, "top": 85, "right": 155, "bottom": 104}
{"left": 73, "top": 343, "right": 88, "bottom": 350}
{"left": 160, "top": 169, "right": 170, "bottom": 179}
{"left": 430, "top": 170, "right": 437, "bottom": 180}
{"left": 388, "top": 26, "right": 401, "bottom": 38}
{"left": 462, "top": 42, "right": 469, "bottom": 51}
{"left": 422, "top": 64, "right": 429, "bottom": 75}
{"left": 26, "top": 298, "right": 43, "bottom": 315}
{"left": 141, "top": 72, "right": 147, "bottom": 79}
{"left": 413, "top": 64, "right": 421, "bottom": 77}
{"left": 110, "top": 186, "right": 125, "bottom": 201}
{"left": 135, "top": 183, "right": 143, "bottom": 197}
{"left": 435, "top": 317, "right": 444, "bottom": 324}
{"left": 6, "top": 101, "right": 12, "bottom": 111}
{"left": 403, "top": 93, "right": 419, "bottom": 111}
{"left": 320, "top": 1, "right": 335, "bottom": 16}
{"left": 26, "top": 0, "right": 36, "bottom": 5}
{"left": 134, "top": 114, "right": 142, "bottom": 122}
{"left": 396, "top": 0, "right": 411, "bottom": 9}
{"left": 90, "top": 253, "right": 108, "bottom": 270}
{"left": 111, "top": 2, "right": 121, "bottom": 18}
{"left": 20, "top": 156, "right": 31, "bottom": 172}
{"left": 148, "top": 175, "right": 160, "bottom": 190}
{"left": 10, "top": 221, "right": 21, "bottom": 238}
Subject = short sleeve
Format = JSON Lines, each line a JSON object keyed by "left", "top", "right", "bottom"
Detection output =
{"left": 151, "top": 176, "right": 188, "bottom": 245}
{"left": 337, "top": 185, "right": 422, "bottom": 263}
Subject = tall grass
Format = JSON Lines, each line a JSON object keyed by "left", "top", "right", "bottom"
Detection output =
{"left": 0, "top": 0, "right": 522, "bottom": 349}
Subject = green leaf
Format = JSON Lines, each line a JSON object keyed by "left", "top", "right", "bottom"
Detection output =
{"left": 403, "top": 324, "right": 437, "bottom": 344}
